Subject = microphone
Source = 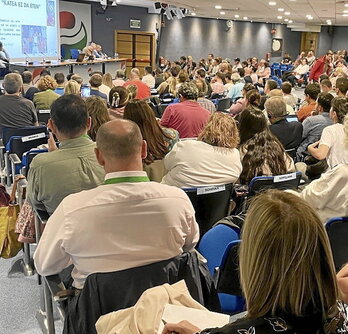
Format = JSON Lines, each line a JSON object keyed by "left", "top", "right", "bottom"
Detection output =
{"left": 24, "top": 52, "right": 34, "bottom": 65}
{"left": 40, "top": 52, "right": 51, "bottom": 64}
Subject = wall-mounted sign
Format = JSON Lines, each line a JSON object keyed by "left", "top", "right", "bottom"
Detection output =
{"left": 130, "top": 19, "right": 141, "bottom": 29}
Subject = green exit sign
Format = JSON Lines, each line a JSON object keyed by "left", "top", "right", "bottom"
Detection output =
{"left": 130, "top": 19, "right": 141, "bottom": 29}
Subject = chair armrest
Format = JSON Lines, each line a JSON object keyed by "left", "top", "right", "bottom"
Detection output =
{"left": 9, "top": 153, "right": 21, "bottom": 165}
{"left": 43, "top": 275, "right": 70, "bottom": 302}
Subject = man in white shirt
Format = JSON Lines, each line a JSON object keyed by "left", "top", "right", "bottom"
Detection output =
{"left": 34, "top": 119, "right": 199, "bottom": 289}
{"left": 141, "top": 66, "right": 155, "bottom": 89}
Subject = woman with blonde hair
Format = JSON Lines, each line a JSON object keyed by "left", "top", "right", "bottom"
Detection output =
{"left": 126, "top": 84, "right": 138, "bottom": 101}
{"left": 33, "top": 75, "right": 60, "bottom": 110}
{"left": 158, "top": 75, "right": 177, "bottom": 97}
{"left": 64, "top": 80, "right": 81, "bottom": 95}
{"left": 163, "top": 190, "right": 346, "bottom": 334}
{"left": 108, "top": 86, "right": 129, "bottom": 119}
{"left": 102, "top": 73, "right": 114, "bottom": 89}
{"left": 162, "top": 112, "right": 242, "bottom": 188}
{"left": 85, "top": 96, "right": 110, "bottom": 141}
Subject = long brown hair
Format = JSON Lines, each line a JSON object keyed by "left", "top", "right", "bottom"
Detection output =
{"left": 240, "top": 190, "right": 338, "bottom": 320}
{"left": 123, "top": 99, "right": 170, "bottom": 164}
{"left": 239, "top": 108, "right": 288, "bottom": 184}
{"left": 85, "top": 96, "right": 110, "bottom": 141}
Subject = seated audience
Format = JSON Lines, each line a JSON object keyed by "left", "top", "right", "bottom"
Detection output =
{"left": 286, "top": 58, "right": 309, "bottom": 87}
{"left": 308, "top": 97, "right": 348, "bottom": 169}
{"left": 266, "top": 96, "right": 303, "bottom": 151}
{"left": 0, "top": 73, "right": 38, "bottom": 136}
{"left": 229, "top": 83, "right": 256, "bottom": 116}
{"left": 224, "top": 72, "right": 233, "bottom": 92}
{"left": 194, "top": 79, "right": 216, "bottom": 113}
{"left": 239, "top": 107, "right": 294, "bottom": 184}
{"left": 71, "top": 74, "right": 83, "bottom": 88}
{"left": 336, "top": 77, "right": 348, "bottom": 97}
{"left": 195, "top": 68, "right": 213, "bottom": 97}
{"left": 281, "top": 82, "right": 297, "bottom": 108}
{"left": 113, "top": 69, "right": 126, "bottom": 87}
{"left": 158, "top": 75, "right": 177, "bottom": 97}
{"left": 27, "top": 95, "right": 105, "bottom": 215}
{"left": 154, "top": 68, "right": 165, "bottom": 88}
{"left": 123, "top": 68, "right": 151, "bottom": 99}
{"left": 259, "top": 79, "right": 278, "bottom": 110}
{"left": 21, "top": 71, "right": 38, "bottom": 101}
{"left": 86, "top": 96, "right": 110, "bottom": 141}
{"left": 227, "top": 73, "right": 244, "bottom": 102}
{"left": 296, "top": 92, "right": 334, "bottom": 161}
{"left": 142, "top": 66, "right": 155, "bottom": 88}
{"left": 64, "top": 80, "right": 81, "bottom": 95}
{"left": 33, "top": 119, "right": 199, "bottom": 289}
{"left": 164, "top": 190, "right": 347, "bottom": 334}
{"left": 160, "top": 82, "right": 210, "bottom": 138}
{"left": 256, "top": 59, "right": 271, "bottom": 85}
{"left": 306, "top": 50, "right": 316, "bottom": 67}
{"left": 54, "top": 73, "right": 65, "bottom": 96}
{"left": 108, "top": 86, "right": 129, "bottom": 119}
{"left": 89, "top": 73, "right": 108, "bottom": 100}
{"left": 162, "top": 113, "right": 242, "bottom": 187}
{"left": 176, "top": 70, "right": 189, "bottom": 90}
{"left": 33, "top": 75, "right": 60, "bottom": 110}
{"left": 297, "top": 83, "right": 320, "bottom": 122}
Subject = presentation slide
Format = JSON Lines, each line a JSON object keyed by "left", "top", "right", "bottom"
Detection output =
{"left": 0, "top": 0, "right": 59, "bottom": 61}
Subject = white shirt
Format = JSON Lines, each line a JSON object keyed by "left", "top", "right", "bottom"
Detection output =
{"left": 33, "top": 171, "right": 199, "bottom": 289}
{"left": 142, "top": 74, "right": 155, "bottom": 89}
{"left": 320, "top": 123, "right": 348, "bottom": 169}
{"left": 290, "top": 164, "right": 348, "bottom": 223}
{"left": 162, "top": 140, "right": 242, "bottom": 188}
{"left": 99, "top": 84, "right": 111, "bottom": 98}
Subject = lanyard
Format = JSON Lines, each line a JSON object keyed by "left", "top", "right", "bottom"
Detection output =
{"left": 104, "top": 176, "right": 150, "bottom": 185}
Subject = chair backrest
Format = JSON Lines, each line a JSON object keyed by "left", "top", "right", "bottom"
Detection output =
{"left": 184, "top": 184, "right": 234, "bottom": 237}
{"left": 198, "top": 223, "right": 240, "bottom": 275}
{"left": 6, "top": 134, "right": 48, "bottom": 159}
{"left": 325, "top": 217, "right": 348, "bottom": 272}
{"left": 21, "top": 149, "right": 48, "bottom": 177}
{"left": 2, "top": 126, "right": 48, "bottom": 147}
{"left": 37, "top": 110, "right": 51, "bottom": 125}
{"left": 216, "top": 97, "right": 232, "bottom": 111}
{"left": 248, "top": 171, "right": 301, "bottom": 196}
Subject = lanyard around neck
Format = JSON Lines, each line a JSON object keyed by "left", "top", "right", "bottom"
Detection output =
{"left": 104, "top": 176, "right": 150, "bottom": 185}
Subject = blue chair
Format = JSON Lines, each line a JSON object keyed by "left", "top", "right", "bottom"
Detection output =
{"left": 271, "top": 63, "right": 281, "bottom": 77}
{"left": 21, "top": 149, "right": 48, "bottom": 177}
{"left": 325, "top": 217, "right": 348, "bottom": 272}
{"left": 70, "top": 48, "right": 80, "bottom": 59}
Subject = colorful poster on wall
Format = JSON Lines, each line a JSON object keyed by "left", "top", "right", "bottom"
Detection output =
{"left": 59, "top": 1, "right": 91, "bottom": 59}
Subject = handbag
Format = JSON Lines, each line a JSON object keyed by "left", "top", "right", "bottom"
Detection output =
{"left": 0, "top": 179, "right": 22, "bottom": 259}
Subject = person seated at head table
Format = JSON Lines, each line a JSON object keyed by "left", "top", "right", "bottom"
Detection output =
{"left": 33, "top": 119, "right": 199, "bottom": 289}
{"left": 163, "top": 190, "right": 347, "bottom": 334}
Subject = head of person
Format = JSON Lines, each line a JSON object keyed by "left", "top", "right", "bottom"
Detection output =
{"left": 330, "top": 97, "right": 348, "bottom": 124}
{"left": 37, "top": 75, "right": 57, "bottom": 91}
{"left": 325, "top": 51, "right": 334, "bottom": 63}
{"left": 178, "top": 70, "right": 189, "bottom": 84}
{"left": 21, "top": 71, "right": 33, "bottom": 85}
{"left": 234, "top": 57, "right": 240, "bottom": 65}
{"left": 3, "top": 73, "right": 23, "bottom": 95}
{"left": 194, "top": 79, "right": 208, "bottom": 98}
{"left": 129, "top": 68, "right": 140, "bottom": 80}
{"left": 231, "top": 73, "right": 241, "bottom": 84}
{"left": 85, "top": 96, "right": 110, "bottom": 141}
{"left": 126, "top": 84, "right": 138, "bottom": 101}
{"left": 242, "top": 83, "right": 256, "bottom": 97}
{"left": 195, "top": 68, "right": 206, "bottom": 80}
{"left": 336, "top": 78, "right": 348, "bottom": 96}
{"left": 178, "top": 82, "right": 199, "bottom": 102}
{"left": 281, "top": 82, "right": 292, "bottom": 95}
{"left": 144, "top": 66, "right": 153, "bottom": 76}
{"left": 208, "top": 53, "right": 214, "bottom": 61}
{"left": 115, "top": 69, "right": 125, "bottom": 79}
{"left": 123, "top": 99, "right": 168, "bottom": 164}
{"left": 49, "top": 94, "right": 90, "bottom": 140}
{"left": 40, "top": 69, "right": 51, "bottom": 77}
{"left": 54, "top": 73, "right": 65, "bottom": 86}
{"left": 304, "top": 83, "right": 321, "bottom": 102}
{"left": 237, "top": 67, "right": 245, "bottom": 78}
{"left": 170, "top": 65, "right": 180, "bottom": 78}
{"left": 64, "top": 80, "right": 81, "bottom": 95}
{"left": 316, "top": 92, "right": 334, "bottom": 114}
{"left": 89, "top": 73, "right": 103, "bottom": 89}
{"left": 319, "top": 74, "right": 330, "bottom": 83}
{"left": 246, "top": 89, "right": 261, "bottom": 108}
{"left": 102, "top": 73, "right": 113, "bottom": 89}
{"left": 71, "top": 74, "right": 83, "bottom": 86}
{"left": 301, "top": 58, "right": 309, "bottom": 66}
{"left": 179, "top": 56, "right": 187, "bottom": 64}
{"left": 264, "top": 80, "right": 278, "bottom": 95}
{"left": 95, "top": 119, "right": 146, "bottom": 172}
{"left": 214, "top": 72, "right": 225, "bottom": 84}
{"left": 320, "top": 79, "right": 332, "bottom": 93}
{"left": 265, "top": 96, "right": 288, "bottom": 124}
{"left": 198, "top": 112, "right": 239, "bottom": 149}
{"left": 109, "top": 86, "right": 129, "bottom": 109}
{"left": 240, "top": 190, "right": 338, "bottom": 320}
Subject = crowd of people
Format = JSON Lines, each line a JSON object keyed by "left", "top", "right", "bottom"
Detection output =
{"left": 0, "top": 48, "right": 348, "bottom": 333}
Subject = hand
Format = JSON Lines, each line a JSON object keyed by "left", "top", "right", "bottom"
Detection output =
{"left": 337, "top": 264, "right": 348, "bottom": 304}
{"left": 162, "top": 320, "right": 201, "bottom": 334}
{"left": 308, "top": 140, "right": 320, "bottom": 149}
{"left": 48, "top": 132, "right": 58, "bottom": 152}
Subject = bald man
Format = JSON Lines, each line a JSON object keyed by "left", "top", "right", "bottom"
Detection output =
{"left": 123, "top": 68, "right": 151, "bottom": 99}
{"left": 34, "top": 119, "right": 199, "bottom": 289}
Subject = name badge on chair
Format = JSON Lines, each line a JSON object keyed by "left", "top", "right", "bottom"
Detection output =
{"left": 274, "top": 172, "right": 297, "bottom": 183}
{"left": 197, "top": 185, "right": 226, "bottom": 195}
{"left": 21, "top": 132, "right": 46, "bottom": 142}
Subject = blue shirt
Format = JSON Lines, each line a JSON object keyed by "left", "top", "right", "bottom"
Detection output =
{"left": 54, "top": 87, "right": 65, "bottom": 96}
{"left": 227, "top": 82, "right": 244, "bottom": 102}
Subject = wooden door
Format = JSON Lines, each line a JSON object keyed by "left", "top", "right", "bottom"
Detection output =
{"left": 300, "top": 32, "right": 319, "bottom": 54}
{"left": 115, "top": 31, "right": 155, "bottom": 77}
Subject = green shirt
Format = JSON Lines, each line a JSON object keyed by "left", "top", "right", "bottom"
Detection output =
{"left": 33, "top": 89, "right": 60, "bottom": 110}
{"left": 27, "top": 136, "right": 105, "bottom": 215}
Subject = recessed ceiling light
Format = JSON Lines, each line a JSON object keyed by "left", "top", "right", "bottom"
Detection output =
{"left": 215, "top": 5, "right": 222, "bottom": 9}
{"left": 344, "top": 10, "right": 348, "bottom": 13}
{"left": 278, "top": 8, "right": 284, "bottom": 11}
{"left": 269, "top": 1, "right": 277, "bottom": 6}
{"left": 343, "top": 13, "right": 348, "bottom": 16}
{"left": 288, "top": 20, "right": 293, "bottom": 23}
{"left": 345, "top": 3, "right": 348, "bottom": 7}
{"left": 116, "top": 0, "right": 121, "bottom": 2}
{"left": 191, "top": 12, "right": 196, "bottom": 16}
{"left": 284, "top": 18, "right": 289, "bottom": 21}
{"left": 307, "top": 16, "right": 313, "bottom": 20}
{"left": 220, "top": 11, "right": 225, "bottom": 15}
{"left": 285, "top": 11, "right": 290, "bottom": 15}
{"left": 243, "top": 16, "right": 248, "bottom": 20}
{"left": 235, "top": 14, "right": 240, "bottom": 18}
{"left": 277, "top": 15, "right": 283, "bottom": 19}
